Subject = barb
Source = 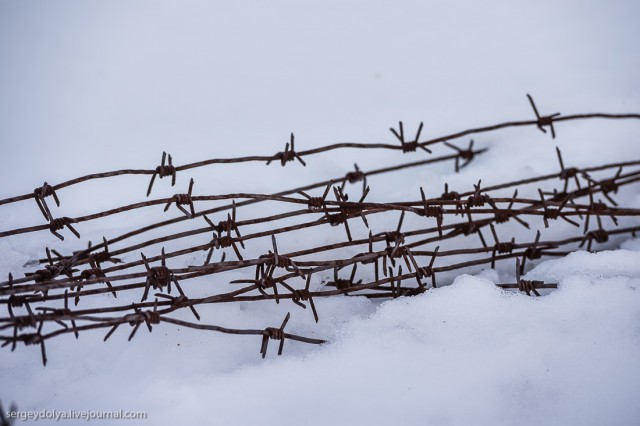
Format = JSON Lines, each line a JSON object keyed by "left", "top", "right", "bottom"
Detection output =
{"left": 282, "top": 273, "right": 318, "bottom": 323}
{"left": 489, "top": 224, "right": 515, "bottom": 269}
{"left": 147, "top": 151, "right": 177, "bottom": 196}
{"left": 390, "top": 121, "right": 432, "bottom": 154}
{"left": 140, "top": 249, "right": 175, "bottom": 302}
{"left": 48, "top": 217, "right": 80, "bottom": 241}
{"left": 496, "top": 259, "right": 558, "bottom": 296}
{"left": 266, "top": 133, "right": 306, "bottom": 167}
{"left": 298, "top": 182, "right": 332, "bottom": 210}
{"left": 444, "top": 139, "right": 476, "bottom": 172}
{"left": 33, "top": 182, "right": 60, "bottom": 221}
{"left": 555, "top": 147, "right": 581, "bottom": 194}
{"left": 326, "top": 264, "right": 362, "bottom": 295}
{"left": 582, "top": 166, "right": 622, "bottom": 206}
{"left": 538, "top": 189, "right": 579, "bottom": 228}
{"left": 260, "top": 312, "right": 290, "bottom": 358}
{"left": 340, "top": 164, "right": 367, "bottom": 196}
{"left": 418, "top": 187, "right": 444, "bottom": 237}
{"left": 164, "top": 178, "right": 196, "bottom": 218}
{"left": 527, "top": 94, "right": 560, "bottom": 138}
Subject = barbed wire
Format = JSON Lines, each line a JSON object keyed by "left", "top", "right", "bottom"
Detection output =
{"left": 2, "top": 100, "right": 640, "bottom": 365}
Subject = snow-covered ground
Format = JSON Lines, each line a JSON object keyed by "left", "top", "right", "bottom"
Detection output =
{"left": 1, "top": 1, "right": 640, "bottom": 425}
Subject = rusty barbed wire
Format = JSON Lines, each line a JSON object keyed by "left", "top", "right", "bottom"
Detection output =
{"left": 17, "top": 152, "right": 640, "bottom": 270}
{"left": 1, "top": 105, "right": 640, "bottom": 366}
{"left": 4, "top": 168, "right": 640, "bottom": 294}
{"left": 1, "top": 94, "right": 638, "bottom": 211}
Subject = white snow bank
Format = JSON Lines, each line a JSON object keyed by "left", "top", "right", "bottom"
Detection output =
{"left": 525, "top": 249, "right": 640, "bottom": 282}
{"left": 3, "top": 252, "right": 640, "bottom": 425}
{"left": 172, "top": 265, "right": 640, "bottom": 426}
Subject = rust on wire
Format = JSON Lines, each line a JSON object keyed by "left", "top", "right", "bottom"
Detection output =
{"left": 48, "top": 217, "right": 80, "bottom": 241}
{"left": 527, "top": 94, "right": 560, "bottom": 138}
{"left": 33, "top": 182, "right": 60, "bottom": 221}
{"left": 444, "top": 139, "right": 476, "bottom": 172}
{"left": 266, "top": 133, "right": 306, "bottom": 167}
{"left": 147, "top": 151, "right": 177, "bottom": 196}
{"left": 0, "top": 102, "right": 638, "bottom": 211}
{"left": 164, "top": 178, "right": 196, "bottom": 218}
{"left": 1, "top": 101, "right": 640, "bottom": 366}
{"left": 390, "top": 121, "right": 432, "bottom": 154}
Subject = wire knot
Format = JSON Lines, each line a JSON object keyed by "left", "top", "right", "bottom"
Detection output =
{"left": 292, "top": 289, "right": 311, "bottom": 302}
{"left": 527, "top": 94, "right": 560, "bottom": 138}
{"left": 264, "top": 327, "right": 284, "bottom": 341}
{"left": 339, "top": 203, "right": 365, "bottom": 219}
{"left": 589, "top": 201, "right": 609, "bottom": 213}
{"left": 156, "top": 164, "right": 176, "bottom": 179}
{"left": 33, "top": 182, "right": 60, "bottom": 220}
{"left": 525, "top": 247, "right": 542, "bottom": 260}
{"left": 467, "top": 194, "right": 489, "bottom": 207}
{"left": 560, "top": 167, "right": 578, "bottom": 180}
{"left": 272, "top": 150, "right": 296, "bottom": 165}
{"left": 417, "top": 266, "right": 434, "bottom": 278}
{"left": 49, "top": 218, "right": 67, "bottom": 231}
{"left": 92, "top": 250, "right": 119, "bottom": 265}
{"left": 401, "top": 141, "right": 418, "bottom": 153}
{"left": 257, "top": 276, "right": 277, "bottom": 290}
{"left": 307, "top": 197, "right": 325, "bottom": 209}
{"left": 519, "top": 279, "right": 543, "bottom": 296}
{"left": 345, "top": 169, "right": 365, "bottom": 184}
{"left": 215, "top": 218, "right": 235, "bottom": 233}
{"left": 333, "top": 279, "right": 353, "bottom": 290}
{"left": 28, "top": 268, "right": 56, "bottom": 283}
{"left": 600, "top": 179, "right": 619, "bottom": 194}
{"left": 457, "top": 148, "right": 475, "bottom": 161}
{"left": 440, "top": 184, "right": 465, "bottom": 216}
{"left": 466, "top": 180, "right": 491, "bottom": 208}
{"left": 33, "top": 182, "right": 56, "bottom": 198}
{"left": 389, "top": 121, "right": 431, "bottom": 154}
{"left": 22, "top": 332, "right": 44, "bottom": 346}
{"left": 441, "top": 190, "right": 461, "bottom": 201}
{"left": 48, "top": 217, "right": 80, "bottom": 241}
{"left": 587, "top": 229, "right": 609, "bottom": 243}
{"left": 454, "top": 220, "right": 481, "bottom": 237}
{"left": 266, "top": 133, "right": 306, "bottom": 167}
{"left": 544, "top": 208, "right": 559, "bottom": 220}
{"left": 327, "top": 213, "right": 346, "bottom": 226}
{"left": 386, "top": 245, "right": 410, "bottom": 259}
{"left": 173, "top": 193, "right": 191, "bottom": 205}
{"left": 537, "top": 115, "right": 555, "bottom": 127}
{"left": 494, "top": 211, "right": 511, "bottom": 223}
{"left": 141, "top": 310, "right": 161, "bottom": 325}
{"left": 164, "top": 179, "right": 196, "bottom": 218}
{"left": 146, "top": 266, "right": 171, "bottom": 290}
{"left": 14, "top": 315, "right": 37, "bottom": 329}
{"left": 217, "top": 236, "right": 235, "bottom": 249}
{"left": 80, "top": 268, "right": 106, "bottom": 281}
{"left": 495, "top": 242, "right": 514, "bottom": 254}
{"left": 147, "top": 151, "right": 177, "bottom": 196}
{"left": 384, "top": 231, "right": 405, "bottom": 246}
{"left": 422, "top": 206, "right": 443, "bottom": 218}
{"left": 272, "top": 255, "right": 294, "bottom": 269}
{"left": 399, "top": 287, "right": 427, "bottom": 297}
{"left": 8, "top": 295, "right": 27, "bottom": 308}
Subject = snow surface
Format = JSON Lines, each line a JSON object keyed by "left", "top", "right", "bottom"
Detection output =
{"left": 1, "top": 1, "right": 640, "bottom": 425}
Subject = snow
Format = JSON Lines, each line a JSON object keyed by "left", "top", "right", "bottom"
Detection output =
{"left": 1, "top": 1, "right": 640, "bottom": 425}
{"left": 189, "top": 269, "right": 640, "bottom": 426}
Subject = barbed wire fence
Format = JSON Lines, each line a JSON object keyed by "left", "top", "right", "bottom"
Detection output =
{"left": 1, "top": 95, "right": 640, "bottom": 365}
